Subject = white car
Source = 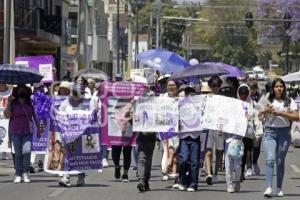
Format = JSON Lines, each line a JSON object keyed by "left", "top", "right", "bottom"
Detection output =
{"left": 254, "top": 71, "right": 267, "bottom": 81}
{"left": 246, "top": 71, "right": 256, "bottom": 80}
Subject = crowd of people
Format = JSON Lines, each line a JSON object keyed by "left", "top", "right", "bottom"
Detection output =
{"left": 0, "top": 70, "right": 299, "bottom": 198}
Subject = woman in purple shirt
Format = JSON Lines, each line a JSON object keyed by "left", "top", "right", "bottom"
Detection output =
{"left": 5, "top": 85, "right": 39, "bottom": 183}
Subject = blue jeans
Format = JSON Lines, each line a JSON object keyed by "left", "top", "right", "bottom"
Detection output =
{"left": 10, "top": 134, "right": 32, "bottom": 176}
{"left": 101, "top": 145, "right": 109, "bottom": 160}
{"left": 263, "top": 127, "right": 291, "bottom": 189}
{"left": 179, "top": 136, "right": 200, "bottom": 189}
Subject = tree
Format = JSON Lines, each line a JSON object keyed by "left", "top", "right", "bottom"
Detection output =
{"left": 194, "top": 0, "right": 258, "bottom": 67}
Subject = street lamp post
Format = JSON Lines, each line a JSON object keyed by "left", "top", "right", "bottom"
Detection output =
{"left": 283, "top": 34, "right": 290, "bottom": 74}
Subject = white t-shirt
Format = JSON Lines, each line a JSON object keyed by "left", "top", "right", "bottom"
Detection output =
{"left": 264, "top": 98, "right": 298, "bottom": 128}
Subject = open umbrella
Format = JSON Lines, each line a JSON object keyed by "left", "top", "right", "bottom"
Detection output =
{"left": 0, "top": 64, "right": 43, "bottom": 84}
{"left": 137, "top": 49, "right": 190, "bottom": 74}
{"left": 170, "top": 63, "right": 229, "bottom": 80}
{"left": 203, "top": 62, "right": 245, "bottom": 78}
{"left": 281, "top": 71, "right": 300, "bottom": 82}
{"left": 73, "top": 68, "right": 110, "bottom": 81}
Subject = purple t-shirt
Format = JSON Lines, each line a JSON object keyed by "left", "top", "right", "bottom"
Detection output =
{"left": 9, "top": 101, "right": 34, "bottom": 135}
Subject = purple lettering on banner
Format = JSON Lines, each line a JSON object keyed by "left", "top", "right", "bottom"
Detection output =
{"left": 159, "top": 127, "right": 177, "bottom": 141}
{"left": 100, "top": 81, "right": 148, "bottom": 147}
{"left": 143, "top": 111, "right": 148, "bottom": 125}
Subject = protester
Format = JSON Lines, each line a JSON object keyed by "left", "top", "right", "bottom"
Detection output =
{"left": 4, "top": 85, "right": 40, "bottom": 183}
{"left": 87, "top": 78, "right": 96, "bottom": 96}
{"left": 177, "top": 86, "right": 201, "bottom": 192}
{"left": 249, "top": 81, "right": 260, "bottom": 103}
{"left": 135, "top": 87, "right": 157, "bottom": 192}
{"left": 161, "top": 80, "right": 180, "bottom": 182}
{"left": 203, "top": 76, "right": 224, "bottom": 185}
{"left": 58, "top": 83, "right": 92, "bottom": 187}
{"left": 111, "top": 100, "right": 133, "bottom": 182}
{"left": 258, "top": 78, "right": 299, "bottom": 197}
{"left": 238, "top": 84, "right": 263, "bottom": 181}
{"left": 74, "top": 75, "right": 92, "bottom": 99}
{"left": 57, "top": 81, "right": 71, "bottom": 96}
{"left": 287, "top": 81, "right": 300, "bottom": 99}
{"left": 248, "top": 81, "right": 263, "bottom": 176}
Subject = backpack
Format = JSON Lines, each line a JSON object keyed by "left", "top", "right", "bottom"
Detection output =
{"left": 227, "top": 138, "right": 244, "bottom": 159}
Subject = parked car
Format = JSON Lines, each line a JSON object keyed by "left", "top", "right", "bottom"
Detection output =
{"left": 254, "top": 70, "right": 267, "bottom": 81}
{"left": 246, "top": 71, "right": 256, "bottom": 80}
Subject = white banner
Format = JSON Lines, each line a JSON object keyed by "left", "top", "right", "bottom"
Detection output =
{"left": 291, "top": 121, "right": 300, "bottom": 146}
{"left": 133, "top": 96, "right": 179, "bottom": 132}
{"left": 201, "top": 95, "right": 248, "bottom": 137}
{"left": 179, "top": 95, "right": 208, "bottom": 132}
{"left": 0, "top": 96, "right": 11, "bottom": 153}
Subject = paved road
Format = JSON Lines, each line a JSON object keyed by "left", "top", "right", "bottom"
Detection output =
{"left": 1, "top": 144, "right": 300, "bottom": 200}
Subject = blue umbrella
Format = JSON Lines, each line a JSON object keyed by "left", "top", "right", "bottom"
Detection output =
{"left": 170, "top": 63, "right": 229, "bottom": 80}
{"left": 0, "top": 64, "right": 43, "bottom": 84}
{"left": 137, "top": 49, "right": 190, "bottom": 74}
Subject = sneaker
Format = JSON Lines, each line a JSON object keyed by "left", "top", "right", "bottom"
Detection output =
{"left": 264, "top": 187, "right": 273, "bottom": 198}
{"left": 162, "top": 175, "right": 169, "bottom": 181}
{"left": 245, "top": 169, "right": 253, "bottom": 177}
{"left": 29, "top": 166, "right": 35, "bottom": 174}
{"left": 240, "top": 174, "right": 245, "bottom": 182}
{"left": 38, "top": 160, "right": 44, "bottom": 172}
{"left": 234, "top": 182, "right": 240, "bottom": 192}
{"left": 205, "top": 175, "right": 213, "bottom": 185}
{"left": 253, "top": 164, "right": 260, "bottom": 175}
{"left": 122, "top": 174, "right": 129, "bottom": 183}
{"left": 2, "top": 152, "right": 9, "bottom": 160}
{"left": 276, "top": 188, "right": 284, "bottom": 197}
{"left": 102, "top": 159, "right": 109, "bottom": 168}
{"left": 59, "top": 176, "right": 71, "bottom": 187}
{"left": 76, "top": 174, "right": 85, "bottom": 187}
{"left": 14, "top": 176, "right": 22, "bottom": 184}
{"left": 114, "top": 166, "right": 121, "bottom": 179}
{"left": 213, "top": 175, "right": 219, "bottom": 183}
{"left": 137, "top": 182, "right": 145, "bottom": 192}
{"left": 22, "top": 173, "right": 30, "bottom": 183}
{"left": 172, "top": 183, "right": 179, "bottom": 189}
{"left": 178, "top": 184, "right": 187, "bottom": 191}
{"left": 187, "top": 188, "right": 195, "bottom": 192}
{"left": 227, "top": 184, "right": 234, "bottom": 193}
{"left": 145, "top": 182, "right": 150, "bottom": 191}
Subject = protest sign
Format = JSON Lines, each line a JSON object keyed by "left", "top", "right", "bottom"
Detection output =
{"left": 100, "top": 81, "right": 147, "bottom": 146}
{"left": 291, "top": 121, "right": 300, "bottom": 146}
{"left": 133, "top": 96, "right": 179, "bottom": 133}
{"left": 0, "top": 96, "right": 10, "bottom": 153}
{"left": 179, "top": 95, "right": 208, "bottom": 132}
{"left": 201, "top": 95, "right": 248, "bottom": 137}
{"left": 45, "top": 110, "right": 101, "bottom": 174}
{"left": 16, "top": 55, "right": 54, "bottom": 83}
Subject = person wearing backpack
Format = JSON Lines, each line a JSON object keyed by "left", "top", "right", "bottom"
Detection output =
{"left": 259, "top": 78, "right": 299, "bottom": 198}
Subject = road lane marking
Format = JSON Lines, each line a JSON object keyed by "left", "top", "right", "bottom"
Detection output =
{"left": 290, "top": 164, "right": 300, "bottom": 173}
{"left": 48, "top": 188, "right": 68, "bottom": 198}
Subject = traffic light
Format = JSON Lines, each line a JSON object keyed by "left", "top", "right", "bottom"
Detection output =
{"left": 283, "top": 12, "right": 292, "bottom": 30}
{"left": 245, "top": 12, "right": 253, "bottom": 28}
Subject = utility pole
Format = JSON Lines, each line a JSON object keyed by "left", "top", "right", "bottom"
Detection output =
{"left": 156, "top": 0, "right": 161, "bottom": 49}
{"left": 3, "top": 0, "right": 11, "bottom": 64}
{"left": 135, "top": 0, "right": 139, "bottom": 69}
{"left": 127, "top": 1, "right": 133, "bottom": 78}
{"left": 76, "top": 0, "right": 87, "bottom": 72}
{"left": 149, "top": 11, "right": 153, "bottom": 49}
{"left": 117, "top": 0, "right": 120, "bottom": 75}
